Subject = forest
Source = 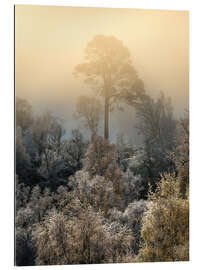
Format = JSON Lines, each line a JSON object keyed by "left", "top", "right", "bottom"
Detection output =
{"left": 15, "top": 35, "right": 189, "bottom": 265}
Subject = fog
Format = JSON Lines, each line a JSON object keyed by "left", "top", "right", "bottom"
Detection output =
{"left": 15, "top": 5, "right": 189, "bottom": 141}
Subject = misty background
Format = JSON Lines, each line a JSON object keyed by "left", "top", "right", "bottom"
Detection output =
{"left": 15, "top": 5, "right": 189, "bottom": 142}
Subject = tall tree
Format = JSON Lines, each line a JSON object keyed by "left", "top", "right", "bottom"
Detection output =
{"left": 74, "top": 35, "right": 144, "bottom": 140}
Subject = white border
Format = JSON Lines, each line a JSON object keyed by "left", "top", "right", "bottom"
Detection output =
{"left": 6, "top": 0, "right": 193, "bottom": 10}
{"left": 1, "top": 0, "right": 203, "bottom": 269}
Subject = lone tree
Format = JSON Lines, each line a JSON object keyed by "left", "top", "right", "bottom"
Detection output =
{"left": 74, "top": 35, "right": 144, "bottom": 140}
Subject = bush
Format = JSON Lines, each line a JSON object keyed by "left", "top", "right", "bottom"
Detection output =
{"left": 109, "top": 200, "right": 146, "bottom": 253}
{"left": 137, "top": 174, "right": 189, "bottom": 262}
{"left": 83, "top": 137, "right": 124, "bottom": 201}
{"left": 68, "top": 170, "right": 122, "bottom": 215}
{"left": 32, "top": 204, "right": 134, "bottom": 265}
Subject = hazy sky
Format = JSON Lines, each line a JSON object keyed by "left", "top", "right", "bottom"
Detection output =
{"left": 15, "top": 5, "right": 189, "bottom": 140}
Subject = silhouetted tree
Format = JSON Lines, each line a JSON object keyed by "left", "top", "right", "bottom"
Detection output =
{"left": 74, "top": 35, "right": 144, "bottom": 139}
{"left": 75, "top": 95, "right": 102, "bottom": 141}
{"left": 125, "top": 91, "right": 177, "bottom": 195}
{"left": 16, "top": 97, "right": 33, "bottom": 134}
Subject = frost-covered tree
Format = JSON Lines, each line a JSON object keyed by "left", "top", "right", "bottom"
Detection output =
{"left": 32, "top": 111, "right": 65, "bottom": 172}
{"left": 32, "top": 123, "right": 87, "bottom": 189}
{"left": 61, "top": 129, "right": 88, "bottom": 175}
{"left": 125, "top": 90, "right": 177, "bottom": 191}
{"left": 126, "top": 90, "right": 176, "bottom": 150}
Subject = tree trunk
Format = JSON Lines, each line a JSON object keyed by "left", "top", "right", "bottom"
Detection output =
{"left": 104, "top": 95, "right": 109, "bottom": 140}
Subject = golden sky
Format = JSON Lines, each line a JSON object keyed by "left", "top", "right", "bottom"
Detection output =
{"left": 15, "top": 5, "right": 189, "bottom": 120}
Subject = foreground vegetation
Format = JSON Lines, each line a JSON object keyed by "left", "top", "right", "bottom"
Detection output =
{"left": 15, "top": 93, "right": 189, "bottom": 265}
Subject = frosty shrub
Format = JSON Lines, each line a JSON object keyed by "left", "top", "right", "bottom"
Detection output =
{"left": 32, "top": 209, "right": 74, "bottom": 265}
{"left": 84, "top": 136, "right": 118, "bottom": 178}
{"left": 15, "top": 185, "right": 55, "bottom": 266}
{"left": 116, "top": 134, "right": 135, "bottom": 171}
{"left": 83, "top": 136, "right": 123, "bottom": 199}
{"left": 60, "top": 129, "right": 88, "bottom": 176}
{"left": 109, "top": 199, "right": 146, "bottom": 253}
{"left": 26, "top": 185, "right": 54, "bottom": 224}
{"left": 122, "top": 170, "right": 147, "bottom": 204}
{"left": 54, "top": 185, "right": 72, "bottom": 211}
{"left": 69, "top": 170, "right": 118, "bottom": 215}
{"left": 137, "top": 173, "right": 189, "bottom": 262}
{"left": 126, "top": 144, "right": 176, "bottom": 199}
{"left": 15, "top": 185, "right": 59, "bottom": 265}
{"left": 16, "top": 207, "right": 35, "bottom": 228}
{"left": 32, "top": 205, "right": 134, "bottom": 265}
{"left": 122, "top": 200, "right": 146, "bottom": 252}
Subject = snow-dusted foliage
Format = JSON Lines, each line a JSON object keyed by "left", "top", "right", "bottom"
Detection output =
{"left": 116, "top": 134, "right": 135, "bottom": 171}
{"left": 84, "top": 136, "right": 119, "bottom": 178}
{"left": 60, "top": 129, "right": 88, "bottom": 174}
{"left": 15, "top": 185, "right": 55, "bottom": 266}
{"left": 109, "top": 199, "right": 146, "bottom": 253}
{"left": 122, "top": 169, "right": 147, "bottom": 202}
{"left": 32, "top": 204, "right": 133, "bottom": 265}
{"left": 137, "top": 173, "right": 189, "bottom": 262}
{"left": 15, "top": 95, "right": 189, "bottom": 265}
{"left": 69, "top": 170, "right": 119, "bottom": 215}
{"left": 121, "top": 143, "right": 176, "bottom": 199}
{"left": 16, "top": 185, "right": 54, "bottom": 231}
{"left": 83, "top": 137, "right": 125, "bottom": 205}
